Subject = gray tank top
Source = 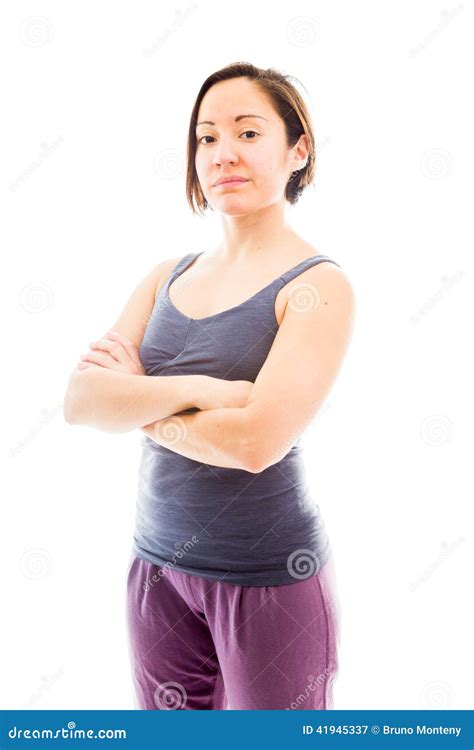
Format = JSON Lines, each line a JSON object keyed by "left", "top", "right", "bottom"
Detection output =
{"left": 132, "top": 251, "right": 341, "bottom": 586}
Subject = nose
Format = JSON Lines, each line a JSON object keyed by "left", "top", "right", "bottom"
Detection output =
{"left": 211, "top": 136, "right": 239, "bottom": 168}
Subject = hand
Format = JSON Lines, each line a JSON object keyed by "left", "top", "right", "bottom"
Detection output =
{"left": 76, "top": 330, "right": 146, "bottom": 375}
{"left": 198, "top": 377, "right": 254, "bottom": 411}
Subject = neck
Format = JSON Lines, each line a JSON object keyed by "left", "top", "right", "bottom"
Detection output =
{"left": 217, "top": 202, "right": 296, "bottom": 263}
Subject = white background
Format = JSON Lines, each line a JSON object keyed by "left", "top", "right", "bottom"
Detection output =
{"left": 1, "top": 0, "right": 472, "bottom": 710}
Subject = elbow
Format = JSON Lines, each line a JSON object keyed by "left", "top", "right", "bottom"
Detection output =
{"left": 63, "top": 387, "right": 77, "bottom": 424}
{"left": 63, "top": 402, "right": 75, "bottom": 425}
{"left": 239, "top": 415, "right": 272, "bottom": 474}
{"left": 242, "top": 448, "right": 275, "bottom": 474}
{"left": 243, "top": 445, "right": 275, "bottom": 474}
{"left": 63, "top": 367, "right": 91, "bottom": 425}
{"left": 244, "top": 455, "right": 267, "bottom": 474}
{"left": 240, "top": 412, "right": 292, "bottom": 473}
{"left": 245, "top": 447, "right": 287, "bottom": 474}
{"left": 63, "top": 388, "right": 80, "bottom": 425}
{"left": 63, "top": 395, "right": 81, "bottom": 424}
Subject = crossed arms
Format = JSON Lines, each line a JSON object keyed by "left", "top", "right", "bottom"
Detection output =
{"left": 63, "top": 261, "right": 355, "bottom": 474}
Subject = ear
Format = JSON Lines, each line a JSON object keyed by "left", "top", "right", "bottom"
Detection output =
{"left": 292, "top": 133, "right": 310, "bottom": 170}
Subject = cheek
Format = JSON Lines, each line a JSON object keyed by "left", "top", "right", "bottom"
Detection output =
{"left": 258, "top": 151, "right": 283, "bottom": 179}
{"left": 194, "top": 152, "right": 208, "bottom": 182}
{"left": 255, "top": 157, "right": 285, "bottom": 194}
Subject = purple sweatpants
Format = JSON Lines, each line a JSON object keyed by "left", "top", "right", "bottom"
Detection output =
{"left": 126, "top": 555, "right": 341, "bottom": 710}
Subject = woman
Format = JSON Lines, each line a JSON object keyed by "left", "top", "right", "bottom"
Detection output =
{"left": 64, "top": 62, "right": 355, "bottom": 710}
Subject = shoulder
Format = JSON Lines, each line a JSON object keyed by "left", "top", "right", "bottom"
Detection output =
{"left": 153, "top": 252, "right": 193, "bottom": 302}
{"left": 277, "top": 244, "right": 356, "bottom": 326}
{"left": 304, "top": 254, "right": 354, "bottom": 303}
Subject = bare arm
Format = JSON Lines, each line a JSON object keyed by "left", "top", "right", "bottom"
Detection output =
{"left": 140, "top": 406, "right": 253, "bottom": 470}
{"left": 63, "top": 254, "right": 205, "bottom": 433}
{"left": 64, "top": 366, "right": 207, "bottom": 434}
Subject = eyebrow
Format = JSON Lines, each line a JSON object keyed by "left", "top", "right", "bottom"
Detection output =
{"left": 195, "top": 114, "right": 268, "bottom": 129}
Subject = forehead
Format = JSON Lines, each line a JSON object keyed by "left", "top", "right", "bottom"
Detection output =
{"left": 196, "top": 78, "right": 273, "bottom": 125}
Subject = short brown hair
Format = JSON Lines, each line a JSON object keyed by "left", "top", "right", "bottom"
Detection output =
{"left": 186, "top": 62, "right": 316, "bottom": 216}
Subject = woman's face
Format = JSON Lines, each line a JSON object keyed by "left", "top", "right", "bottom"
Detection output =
{"left": 194, "top": 77, "right": 307, "bottom": 216}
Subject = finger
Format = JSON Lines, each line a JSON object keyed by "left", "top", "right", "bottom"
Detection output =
{"left": 104, "top": 330, "right": 142, "bottom": 367}
{"left": 88, "top": 337, "right": 126, "bottom": 364}
{"left": 77, "top": 362, "right": 101, "bottom": 370}
{"left": 81, "top": 350, "right": 118, "bottom": 369}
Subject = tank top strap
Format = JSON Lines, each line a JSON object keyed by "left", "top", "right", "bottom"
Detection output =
{"left": 169, "top": 252, "right": 202, "bottom": 280}
{"left": 279, "top": 254, "right": 341, "bottom": 285}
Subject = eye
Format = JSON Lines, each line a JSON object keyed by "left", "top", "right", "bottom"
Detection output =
{"left": 197, "top": 130, "right": 259, "bottom": 145}
{"left": 197, "top": 135, "right": 215, "bottom": 145}
{"left": 240, "top": 130, "right": 259, "bottom": 139}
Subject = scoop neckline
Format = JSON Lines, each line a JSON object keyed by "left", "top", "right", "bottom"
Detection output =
{"left": 166, "top": 251, "right": 328, "bottom": 324}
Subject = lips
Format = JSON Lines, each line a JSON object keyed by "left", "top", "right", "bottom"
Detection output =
{"left": 215, "top": 177, "right": 248, "bottom": 186}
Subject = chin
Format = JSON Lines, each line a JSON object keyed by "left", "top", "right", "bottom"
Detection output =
{"left": 217, "top": 206, "right": 258, "bottom": 217}
{"left": 213, "top": 196, "right": 263, "bottom": 216}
